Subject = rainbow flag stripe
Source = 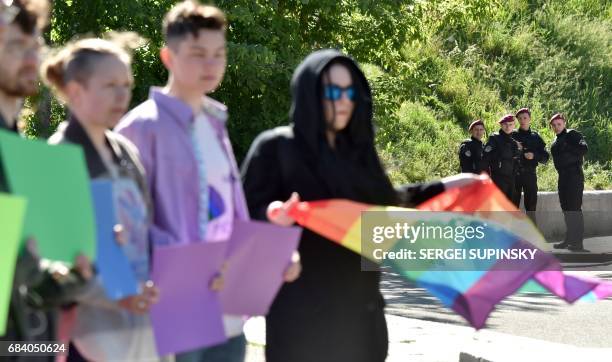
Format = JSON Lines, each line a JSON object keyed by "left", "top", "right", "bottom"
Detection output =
{"left": 287, "top": 176, "right": 612, "bottom": 329}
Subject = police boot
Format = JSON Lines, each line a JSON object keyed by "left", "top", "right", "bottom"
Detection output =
{"left": 553, "top": 241, "right": 570, "bottom": 249}
{"left": 568, "top": 243, "right": 589, "bottom": 252}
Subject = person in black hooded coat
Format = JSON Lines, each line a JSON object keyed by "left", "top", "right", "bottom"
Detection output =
{"left": 241, "top": 49, "right": 480, "bottom": 362}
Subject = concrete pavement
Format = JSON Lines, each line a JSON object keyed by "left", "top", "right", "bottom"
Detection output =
{"left": 245, "top": 311, "right": 612, "bottom": 362}
{"left": 550, "top": 236, "right": 612, "bottom": 262}
{"left": 382, "top": 268, "right": 612, "bottom": 348}
{"left": 244, "top": 237, "right": 612, "bottom": 361}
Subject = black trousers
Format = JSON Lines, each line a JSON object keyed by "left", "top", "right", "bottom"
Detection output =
{"left": 513, "top": 170, "right": 538, "bottom": 223}
{"left": 558, "top": 169, "right": 584, "bottom": 246}
{"left": 493, "top": 173, "right": 518, "bottom": 207}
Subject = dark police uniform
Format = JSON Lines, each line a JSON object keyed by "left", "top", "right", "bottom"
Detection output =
{"left": 458, "top": 136, "right": 484, "bottom": 174}
{"left": 512, "top": 128, "right": 549, "bottom": 221}
{"left": 551, "top": 128, "right": 588, "bottom": 250}
{"left": 480, "top": 130, "right": 521, "bottom": 203}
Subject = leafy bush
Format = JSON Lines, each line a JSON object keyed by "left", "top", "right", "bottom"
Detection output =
{"left": 24, "top": 0, "right": 611, "bottom": 190}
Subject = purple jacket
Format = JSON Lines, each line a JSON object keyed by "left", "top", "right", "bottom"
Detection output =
{"left": 115, "top": 87, "right": 249, "bottom": 246}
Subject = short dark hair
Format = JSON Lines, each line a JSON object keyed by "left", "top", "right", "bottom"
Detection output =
{"left": 163, "top": 0, "right": 226, "bottom": 47}
{"left": 12, "top": 0, "right": 50, "bottom": 34}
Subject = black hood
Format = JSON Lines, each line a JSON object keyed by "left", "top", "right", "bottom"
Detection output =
{"left": 290, "top": 49, "right": 374, "bottom": 156}
{"left": 287, "top": 49, "right": 397, "bottom": 206}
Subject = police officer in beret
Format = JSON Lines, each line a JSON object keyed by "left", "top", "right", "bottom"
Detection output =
{"left": 459, "top": 120, "right": 486, "bottom": 174}
{"left": 550, "top": 113, "right": 588, "bottom": 251}
{"left": 512, "top": 108, "right": 549, "bottom": 223}
{"left": 480, "top": 114, "right": 522, "bottom": 203}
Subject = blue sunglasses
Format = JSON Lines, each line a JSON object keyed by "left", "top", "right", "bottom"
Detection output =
{"left": 323, "top": 84, "right": 356, "bottom": 101}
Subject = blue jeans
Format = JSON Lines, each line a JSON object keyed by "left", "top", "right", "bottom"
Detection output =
{"left": 175, "top": 334, "right": 247, "bottom": 362}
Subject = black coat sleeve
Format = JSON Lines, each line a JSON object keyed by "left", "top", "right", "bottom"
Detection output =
{"left": 458, "top": 142, "right": 471, "bottom": 173}
{"left": 555, "top": 131, "right": 587, "bottom": 169}
{"left": 567, "top": 130, "right": 588, "bottom": 157}
{"left": 241, "top": 131, "right": 284, "bottom": 221}
{"left": 535, "top": 134, "right": 550, "bottom": 165}
{"left": 480, "top": 136, "right": 498, "bottom": 173}
{"left": 395, "top": 181, "right": 445, "bottom": 208}
{"left": 556, "top": 150, "right": 581, "bottom": 170}
{"left": 29, "top": 269, "right": 88, "bottom": 309}
{"left": 13, "top": 247, "right": 88, "bottom": 310}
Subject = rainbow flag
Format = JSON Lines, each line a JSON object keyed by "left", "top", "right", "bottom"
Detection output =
{"left": 287, "top": 176, "right": 612, "bottom": 329}
{"left": 417, "top": 177, "right": 612, "bottom": 302}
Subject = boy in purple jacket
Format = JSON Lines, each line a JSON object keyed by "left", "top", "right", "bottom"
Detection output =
{"left": 115, "top": 1, "right": 299, "bottom": 361}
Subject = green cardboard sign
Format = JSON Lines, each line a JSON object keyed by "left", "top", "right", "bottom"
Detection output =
{"left": 0, "top": 130, "right": 96, "bottom": 263}
{"left": 0, "top": 193, "right": 27, "bottom": 336}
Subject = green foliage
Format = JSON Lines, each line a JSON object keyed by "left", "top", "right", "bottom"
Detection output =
{"left": 377, "top": 101, "right": 465, "bottom": 184}
{"left": 25, "top": 0, "right": 611, "bottom": 189}
{"left": 372, "top": 0, "right": 611, "bottom": 189}
{"left": 216, "top": 0, "right": 423, "bottom": 158}
{"left": 49, "top": 0, "right": 171, "bottom": 114}
{"left": 33, "top": 0, "right": 423, "bottom": 159}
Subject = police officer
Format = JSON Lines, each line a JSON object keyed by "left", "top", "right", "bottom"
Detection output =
{"left": 459, "top": 119, "right": 486, "bottom": 174}
{"left": 480, "top": 114, "right": 521, "bottom": 204}
{"left": 549, "top": 113, "right": 588, "bottom": 251}
{"left": 512, "top": 108, "right": 549, "bottom": 223}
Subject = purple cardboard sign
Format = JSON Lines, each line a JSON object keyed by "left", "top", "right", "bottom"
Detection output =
{"left": 150, "top": 242, "right": 227, "bottom": 355}
{"left": 220, "top": 220, "right": 302, "bottom": 315}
